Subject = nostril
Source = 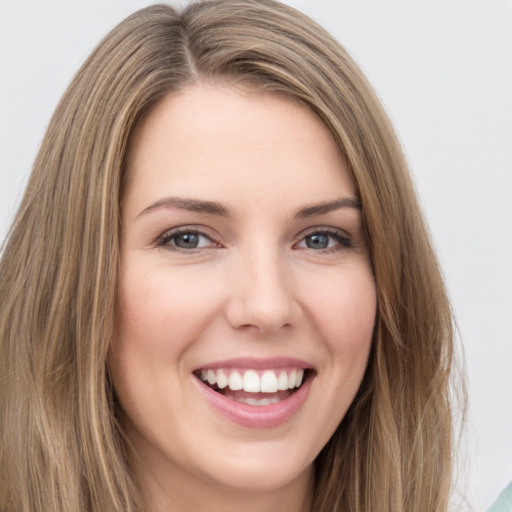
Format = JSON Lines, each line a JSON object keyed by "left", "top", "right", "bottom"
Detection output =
{"left": 227, "top": 304, "right": 297, "bottom": 335}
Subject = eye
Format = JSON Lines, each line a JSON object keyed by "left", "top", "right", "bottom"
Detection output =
{"left": 157, "top": 229, "right": 218, "bottom": 251}
{"left": 295, "top": 229, "right": 352, "bottom": 251}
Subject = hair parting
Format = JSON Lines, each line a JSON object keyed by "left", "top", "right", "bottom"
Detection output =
{"left": 0, "top": 2, "right": 461, "bottom": 511}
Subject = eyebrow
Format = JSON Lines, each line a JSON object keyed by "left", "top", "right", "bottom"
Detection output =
{"left": 137, "top": 197, "right": 231, "bottom": 218}
{"left": 137, "top": 195, "right": 361, "bottom": 219}
{"left": 294, "top": 197, "right": 361, "bottom": 218}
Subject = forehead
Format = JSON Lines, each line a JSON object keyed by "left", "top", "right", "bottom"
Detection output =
{"left": 124, "top": 83, "right": 355, "bottom": 215}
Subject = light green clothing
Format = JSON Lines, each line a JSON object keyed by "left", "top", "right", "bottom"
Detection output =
{"left": 488, "top": 482, "right": 512, "bottom": 512}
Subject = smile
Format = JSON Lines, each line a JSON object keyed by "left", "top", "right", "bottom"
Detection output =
{"left": 193, "top": 360, "right": 314, "bottom": 427}
{"left": 196, "top": 367, "right": 305, "bottom": 405}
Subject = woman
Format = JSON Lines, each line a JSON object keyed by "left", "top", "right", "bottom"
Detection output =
{"left": 0, "top": 1, "right": 456, "bottom": 511}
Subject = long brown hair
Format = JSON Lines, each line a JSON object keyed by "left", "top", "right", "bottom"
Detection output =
{"left": 0, "top": 1, "right": 457, "bottom": 510}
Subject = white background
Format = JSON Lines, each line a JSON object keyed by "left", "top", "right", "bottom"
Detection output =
{"left": 1, "top": 1, "right": 511, "bottom": 510}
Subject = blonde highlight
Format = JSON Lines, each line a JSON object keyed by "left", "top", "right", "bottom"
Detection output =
{"left": 0, "top": 2, "right": 460, "bottom": 511}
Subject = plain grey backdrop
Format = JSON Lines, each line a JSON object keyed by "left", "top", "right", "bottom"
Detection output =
{"left": 1, "top": 0, "right": 511, "bottom": 510}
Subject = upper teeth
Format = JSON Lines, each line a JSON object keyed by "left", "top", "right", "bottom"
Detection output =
{"left": 199, "top": 368, "right": 305, "bottom": 393}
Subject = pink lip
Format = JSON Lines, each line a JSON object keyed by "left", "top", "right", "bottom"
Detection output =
{"left": 193, "top": 367, "right": 314, "bottom": 429}
{"left": 193, "top": 356, "right": 312, "bottom": 371}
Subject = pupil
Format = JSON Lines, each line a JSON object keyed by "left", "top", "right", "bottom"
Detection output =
{"left": 307, "top": 234, "right": 328, "bottom": 249}
{"left": 175, "top": 233, "right": 198, "bottom": 248}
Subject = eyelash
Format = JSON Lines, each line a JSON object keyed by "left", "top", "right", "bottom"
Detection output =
{"left": 296, "top": 227, "right": 353, "bottom": 253}
{"left": 156, "top": 228, "right": 219, "bottom": 252}
{"left": 155, "top": 226, "right": 353, "bottom": 253}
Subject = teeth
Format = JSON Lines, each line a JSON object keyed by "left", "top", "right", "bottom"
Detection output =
{"left": 199, "top": 367, "right": 306, "bottom": 393}
{"left": 288, "top": 370, "right": 296, "bottom": 389}
{"left": 296, "top": 369, "right": 304, "bottom": 387}
{"left": 228, "top": 371, "right": 243, "bottom": 391}
{"left": 207, "top": 369, "right": 216, "bottom": 386}
{"left": 277, "top": 371, "right": 288, "bottom": 391}
{"left": 216, "top": 370, "right": 228, "bottom": 389}
{"left": 260, "top": 371, "right": 278, "bottom": 393}
{"left": 236, "top": 396, "right": 281, "bottom": 406}
{"left": 243, "top": 370, "right": 261, "bottom": 392}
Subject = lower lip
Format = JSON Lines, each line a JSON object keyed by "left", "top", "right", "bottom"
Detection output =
{"left": 194, "top": 375, "right": 313, "bottom": 429}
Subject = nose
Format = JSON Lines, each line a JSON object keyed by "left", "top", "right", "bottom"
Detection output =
{"left": 225, "top": 248, "right": 300, "bottom": 335}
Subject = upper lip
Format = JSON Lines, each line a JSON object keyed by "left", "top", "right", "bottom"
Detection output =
{"left": 193, "top": 357, "right": 314, "bottom": 372}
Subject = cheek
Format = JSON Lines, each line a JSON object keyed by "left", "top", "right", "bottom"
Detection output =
{"left": 302, "top": 264, "right": 377, "bottom": 357}
{"left": 114, "top": 262, "right": 219, "bottom": 359}
{"left": 109, "top": 264, "right": 215, "bottom": 425}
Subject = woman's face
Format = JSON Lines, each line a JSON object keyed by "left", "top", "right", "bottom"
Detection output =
{"left": 111, "top": 84, "right": 376, "bottom": 505}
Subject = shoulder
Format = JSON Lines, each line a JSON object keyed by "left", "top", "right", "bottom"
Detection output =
{"left": 488, "top": 482, "right": 512, "bottom": 512}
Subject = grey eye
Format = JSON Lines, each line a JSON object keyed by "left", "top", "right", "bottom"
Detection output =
{"left": 305, "top": 234, "right": 329, "bottom": 249}
{"left": 296, "top": 230, "right": 352, "bottom": 251}
{"left": 158, "top": 228, "right": 219, "bottom": 251}
{"left": 174, "top": 233, "right": 201, "bottom": 248}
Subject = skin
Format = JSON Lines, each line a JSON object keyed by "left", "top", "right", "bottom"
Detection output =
{"left": 110, "top": 83, "right": 377, "bottom": 512}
